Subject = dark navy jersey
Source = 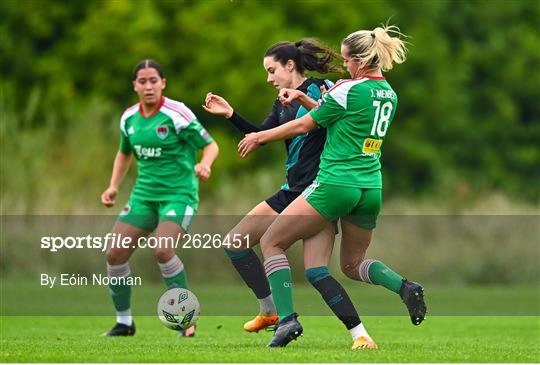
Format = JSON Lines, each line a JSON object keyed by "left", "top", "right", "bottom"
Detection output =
{"left": 229, "top": 77, "right": 334, "bottom": 193}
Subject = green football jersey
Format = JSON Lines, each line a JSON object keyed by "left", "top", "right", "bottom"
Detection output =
{"left": 310, "top": 76, "right": 397, "bottom": 188}
{"left": 119, "top": 97, "right": 214, "bottom": 204}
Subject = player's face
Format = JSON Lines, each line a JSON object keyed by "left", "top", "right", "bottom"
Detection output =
{"left": 133, "top": 67, "right": 166, "bottom": 105}
{"left": 263, "top": 56, "right": 294, "bottom": 90}
{"left": 341, "top": 44, "right": 361, "bottom": 78}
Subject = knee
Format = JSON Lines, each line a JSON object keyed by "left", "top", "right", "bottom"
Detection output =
{"left": 154, "top": 248, "right": 174, "bottom": 263}
{"left": 305, "top": 266, "right": 330, "bottom": 286}
{"left": 260, "top": 239, "right": 272, "bottom": 259}
{"left": 340, "top": 260, "right": 361, "bottom": 280}
{"left": 106, "top": 249, "right": 128, "bottom": 265}
{"left": 259, "top": 234, "right": 273, "bottom": 257}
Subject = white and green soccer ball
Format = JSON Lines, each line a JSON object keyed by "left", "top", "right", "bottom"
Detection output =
{"left": 157, "top": 288, "right": 200, "bottom": 331}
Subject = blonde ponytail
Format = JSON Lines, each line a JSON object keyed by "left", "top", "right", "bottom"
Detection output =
{"left": 343, "top": 23, "right": 408, "bottom": 72}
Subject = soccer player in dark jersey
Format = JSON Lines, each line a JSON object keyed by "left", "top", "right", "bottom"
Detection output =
{"left": 100, "top": 60, "right": 219, "bottom": 337}
{"left": 204, "top": 40, "right": 367, "bottom": 342}
{"left": 239, "top": 25, "right": 427, "bottom": 349}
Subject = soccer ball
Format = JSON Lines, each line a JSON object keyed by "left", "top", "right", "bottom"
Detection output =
{"left": 157, "top": 288, "right": 200, "bottom": 331}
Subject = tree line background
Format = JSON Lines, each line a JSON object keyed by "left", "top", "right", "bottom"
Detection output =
{"left": 1, "top": 0, "right": 539, "bottom": 284}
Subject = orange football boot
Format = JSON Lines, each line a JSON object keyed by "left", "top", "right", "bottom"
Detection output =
{"left": 243, "top": 313, "right": 278, "bottom": 333}
{"left": 351, "top": 336, "right": 378, "bottom": 350}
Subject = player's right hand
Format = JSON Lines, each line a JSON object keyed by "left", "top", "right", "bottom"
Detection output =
{"left": 202, "top": 92, "right": 234, "bottom": 118}
{"left": 101, "top": 187, "right": 118, "bottom": 207}
{"left": 238, "top": 132, "right": 262, "bottom": 158}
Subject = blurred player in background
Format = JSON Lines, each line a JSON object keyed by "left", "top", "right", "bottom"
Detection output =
{"left": 204, "top": 40, "right": 371, "bottom": 345}
{"left": 101, "top": 59, "right": 219, "bottom": 337}
{"left": 239, "top": 25, "right": 427, "bottom": 349}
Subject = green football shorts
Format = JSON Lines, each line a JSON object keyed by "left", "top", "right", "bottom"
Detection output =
{"left": 117, "top": 197, "right": 196, "bottom": 232}
{"left": 302, "top": 181, "right": 381, "bottom": 229}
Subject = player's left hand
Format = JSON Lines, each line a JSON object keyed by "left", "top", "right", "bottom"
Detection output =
{"left": 194, "top": 163, "right": 212, "bottom": 181}
{"left": 238, "top": 133, "right": 261, "bottom": 158}
{"left": 278, "top": 88, "right": 300, "bottom": 107}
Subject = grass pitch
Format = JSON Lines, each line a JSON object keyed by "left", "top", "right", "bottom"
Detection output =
{"left": 1, "top": 283, "right": 539, "bottom": 362}
{"left": 1, "top": 315, "right": 539, "bottom": 362}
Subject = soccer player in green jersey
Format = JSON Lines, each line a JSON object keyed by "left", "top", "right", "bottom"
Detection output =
{"left": 100, "top": 60, "right": 219, "bottom": 337}
{"left": 204, "top": 40, "right": 368, "bottom": 342}
{"left": 238, "top": 25, "right": 427, "bottom": 349}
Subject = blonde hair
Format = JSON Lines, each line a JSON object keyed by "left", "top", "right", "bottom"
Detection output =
{"left": 342, "top": 23, "right": 408, "bottom": 72}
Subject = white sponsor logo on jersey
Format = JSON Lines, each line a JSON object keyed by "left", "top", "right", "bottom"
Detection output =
{"left": 134, "top": 145, "right": 162, "bottom": 159}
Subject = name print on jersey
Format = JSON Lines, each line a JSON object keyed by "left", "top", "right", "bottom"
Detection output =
{"left": 370, "top": 88, "right": 396, "bottom": 100}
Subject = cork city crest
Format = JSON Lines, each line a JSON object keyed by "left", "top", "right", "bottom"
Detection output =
{"left": 156, "top": 125, "right": 169, "bottom": 140}
{"left": 119, "top": 204, "right": 131, "bottom": 216}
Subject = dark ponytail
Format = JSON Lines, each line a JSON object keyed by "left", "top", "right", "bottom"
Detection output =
{"left": 265, "top": 39, "right": 342, "bottom": 74}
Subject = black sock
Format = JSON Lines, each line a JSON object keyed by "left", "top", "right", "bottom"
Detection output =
{"left": 306, "top": 266, "right": 361, "bottom": 330}
{"left": 225, "top": 249, "right": 271, "bottom": 299}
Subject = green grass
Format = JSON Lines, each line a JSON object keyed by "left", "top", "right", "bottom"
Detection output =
{"left": 1, "top": 283, "right": 539, "bottom": 362}
{"left": 1, "top": 316, "right": 539, "bottom": 362}
{"left": 2, "top": 282, "right": 539, "bottom": 316}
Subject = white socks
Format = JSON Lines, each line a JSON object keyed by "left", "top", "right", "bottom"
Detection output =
{"left": 349, "top": 322, "right": 370, "bottom": 340}
{"left": 116, "top": 309, "right": 133, "bottom": 326}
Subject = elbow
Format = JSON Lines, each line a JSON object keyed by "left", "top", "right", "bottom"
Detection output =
{"left": 300, "top": 124, "right": 311, "bottom": 134}
{"left": 208, "top": 141, "right": 219, "bottom": 155}
{"left": 298, "top": 120, "right": 314, "bottom": 134}
{"left": 295, "top": 114, "right": 316, "bottom": 135}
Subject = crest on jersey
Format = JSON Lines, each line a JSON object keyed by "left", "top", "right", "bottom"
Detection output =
{"left": 156, "top": 125, "right": 169, "bottom": 140}
{"left": 120, "top": 204, "right": 131, "bottom": 216}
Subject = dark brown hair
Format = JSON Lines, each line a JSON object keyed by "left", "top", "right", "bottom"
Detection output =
{"left": 132, "top": 59, "right": 164, "bottom": 81}
{"left": 265, "top": 39, "right": 342, "bottom": 74}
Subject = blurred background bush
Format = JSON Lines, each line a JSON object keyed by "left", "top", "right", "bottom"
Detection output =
{"left": 1, "top": 0, "right": 538, "bottom": 284}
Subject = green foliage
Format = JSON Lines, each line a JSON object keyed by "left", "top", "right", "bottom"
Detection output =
{"left": 1, "top": 0, "right": 539, "bottom": 210}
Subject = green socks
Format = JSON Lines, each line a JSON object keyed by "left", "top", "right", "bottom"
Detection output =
{"left": 264, "top": 254, "right": 294, "bottom": 321}
{"left": 358, "top": 259, "right": 404, "bottom": 293}
{"left": 163, "top": 270, "right": 188, "bottom": 289}
{"left": 158, "top": 255, "right": 188, "bottom": 289}
{"left": 107, "top": 262, "right": 132, "bottom": 312}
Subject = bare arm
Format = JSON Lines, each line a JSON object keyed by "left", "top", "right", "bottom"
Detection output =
{"left": 237, "top": 113, "right": 317, "bottom": 158}
{"left": 296, "top": 92, "right": 318, "bottom": 110}
{"left": 101, "top": 151, "right": 132, "bottom": 207}
{"left": 195, "top": 141, "right": 219, "bottom": 181}
{"left": 279, "top": 88, "right": 318, "bottom": 110}
{"left": 203, "top": 92, "right": 279, "bottom": 134}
